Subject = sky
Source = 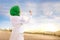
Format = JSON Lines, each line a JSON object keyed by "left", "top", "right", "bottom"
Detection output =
{"left": 0, "top": 0, "right": 60, "bottom": 32}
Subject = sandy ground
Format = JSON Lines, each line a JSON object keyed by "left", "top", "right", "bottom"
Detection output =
{"left": 24, "top": 33, "right": 60, "bottom": 40}
{"left": 0, "top": 31, "right": 60, "bottom": 40}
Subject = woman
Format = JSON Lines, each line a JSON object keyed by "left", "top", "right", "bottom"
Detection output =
{"left": 9, "top": 5, "right": 32, "bottom": 40}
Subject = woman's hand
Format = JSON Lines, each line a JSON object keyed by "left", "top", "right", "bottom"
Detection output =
{"left": 29, "top": 10, "right": 32, "bottom": 16}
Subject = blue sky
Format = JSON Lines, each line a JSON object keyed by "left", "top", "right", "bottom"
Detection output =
{"left": 0, "top": 0, "right": 60, "bottom": 31}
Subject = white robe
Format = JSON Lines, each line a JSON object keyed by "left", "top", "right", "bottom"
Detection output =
{"left": 9, "top": 14, "right": 31, "bottom": 40}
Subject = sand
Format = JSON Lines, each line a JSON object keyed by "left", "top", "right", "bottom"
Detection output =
{"left": 0, "top": 31, "right": 60, "bottom": 40}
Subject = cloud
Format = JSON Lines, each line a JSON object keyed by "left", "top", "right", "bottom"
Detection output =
{"left": 42, "top": 3, "right": 54, "bottom": 16}
{"left": 54, "top": 16, "right": 60, "bottom": 23}
{"left": 23, "top": 2, "right": 60, "bottom": 24}
{"left": 0, "top": 0, "right": 60, "bottom": 30}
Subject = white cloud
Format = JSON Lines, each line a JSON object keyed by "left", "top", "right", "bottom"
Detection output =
{"left": 42, "top": 3, "right": 54, "bottom": 16}
{"left": 0, "top": 2, "right": 60, "bottom": 31}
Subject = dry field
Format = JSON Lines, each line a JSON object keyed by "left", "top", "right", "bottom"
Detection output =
{"left": 0, "top": 30, "right": 60, "bottom": 40}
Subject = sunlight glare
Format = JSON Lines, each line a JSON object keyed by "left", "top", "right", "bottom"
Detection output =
{"left": 40, "top": 23, "right": 58, "bottom": 32}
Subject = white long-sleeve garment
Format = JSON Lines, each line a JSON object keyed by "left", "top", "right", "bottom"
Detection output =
{"left": 9, "top": 14, "right": 31, "bottom": 40}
